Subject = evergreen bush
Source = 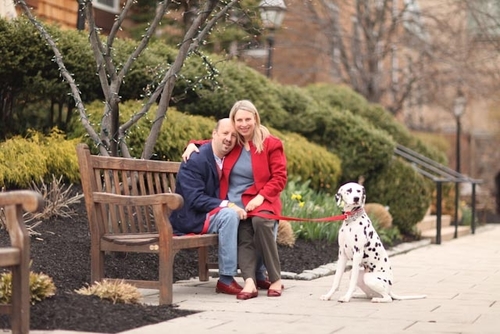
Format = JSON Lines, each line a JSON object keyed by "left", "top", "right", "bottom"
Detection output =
{"left": 364, "top": 157, "right": 433, "bottom": 235}
{"left": 304, "top": 83, "right": 448, "bottom": 164}
{"left": 273, "top": 130, "right": 342, "bottom": 193}
{"left": 0, "top": 134, "right": 48, "bottom": 188}
{"left": 0, "top": 129, "right": 80, "bottom": 188}
{"left": 311, "top": 108, "right": 395, "bottom": 184}
{"left": 173, "top": 57, "right": 289, "bottom": 127}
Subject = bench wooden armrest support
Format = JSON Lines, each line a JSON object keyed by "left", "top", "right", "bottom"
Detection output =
{"left": 76, "top": 143, "right": 219, "bottom": 305}
{"left": 0, "top": 190, "right": 44, "bottom": 334}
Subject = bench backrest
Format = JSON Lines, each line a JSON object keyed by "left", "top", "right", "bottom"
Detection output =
{"left": 76, "top": 144, "right": 181, "bottom": 235}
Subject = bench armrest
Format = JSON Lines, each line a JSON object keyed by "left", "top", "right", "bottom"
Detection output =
{"left": 0, "top": 190, "right": 44, "bottom": 213}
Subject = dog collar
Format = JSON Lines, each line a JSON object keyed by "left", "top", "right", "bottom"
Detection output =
{"left": 342, "top": 207, "right": 364, "bottom": 221}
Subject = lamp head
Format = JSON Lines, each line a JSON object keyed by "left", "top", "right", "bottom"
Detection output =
{"left": 259, "top": 0, "right": 287, "bottom": 30}
{"left": 453, "top": 95, "right": 466, "bottom": 118}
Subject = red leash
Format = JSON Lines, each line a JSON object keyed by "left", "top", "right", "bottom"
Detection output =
{"left": 247, "top": 211, "right": 349, "bottom": 222}
{"left": 202, "top": 208, "right": 356, "bottom": 235}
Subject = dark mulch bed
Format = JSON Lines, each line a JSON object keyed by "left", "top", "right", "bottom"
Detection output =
{"left": 0, "top": 188, "right": 339, "bottom": 333}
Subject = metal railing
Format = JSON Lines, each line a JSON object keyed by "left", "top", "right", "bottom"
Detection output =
{"left": 394, "top": 144, "right": 483, "bottom": 244}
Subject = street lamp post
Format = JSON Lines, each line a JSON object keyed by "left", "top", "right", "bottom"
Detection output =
{"left": 453, "top": 92, "right": 466, "bottom": 238}
{"left": 259, "top": 0, "right": 287, "bottom": 78}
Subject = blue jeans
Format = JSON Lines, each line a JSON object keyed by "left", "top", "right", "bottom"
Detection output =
{"left": 208, "top": 208, "right": 239, "bottom": 277}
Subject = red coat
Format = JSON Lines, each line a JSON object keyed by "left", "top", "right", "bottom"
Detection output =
{"left": 219, "top": 135, "right": 287, "bottom": 215}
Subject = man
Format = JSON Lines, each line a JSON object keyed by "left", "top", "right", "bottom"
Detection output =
{"left": 170, "top": 118, "right": 247, "bottom": 295}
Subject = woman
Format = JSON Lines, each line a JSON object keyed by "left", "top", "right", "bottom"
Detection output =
{"left": 184, "top": 100, "right": 287, "bottom": 300}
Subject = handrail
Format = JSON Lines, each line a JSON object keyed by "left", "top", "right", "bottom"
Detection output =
{"left": 394, "top": 144, "right": 483, "bottom": 244}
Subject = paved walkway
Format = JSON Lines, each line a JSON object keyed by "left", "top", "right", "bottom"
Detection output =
{"left": 35, "top": 224, "right": 500, "bottom": 334}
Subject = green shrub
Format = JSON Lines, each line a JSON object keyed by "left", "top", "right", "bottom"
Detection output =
{"left": 460, "top": 203, "right": 474, "bottom": 226}
{"left": 304, "top": 83, "right": 370, "bottom": 115}
{"left": 273, "top": 130, "right": 342, "bottom": 193}
{"left": 173, "top": 56, "right": 289, "bottom": 127}
{"left": 369, "top": 217, "right": 401, "bottom": 247}
{"left": 271, "top": 84, "right": 326, "bottom": 133}
{"left": 313, "top": 108, "right": 395, "bottom": 184}
{"left": 40, "top": 129, "right": 81, "bottom": 183}
{"left": 0, "top": 134, "right": 48, "bottom": 188}
{"left": 304, "top": 83, "right": 447, "bottom": 165}
{"left": 0, "top": 129, "right": 81, "bottom": 188}
{"left": 364, "top": 157, "right": 433, "bottom": 235}
{"left": 0, "top": 271, "right": 56, "bottom": 305}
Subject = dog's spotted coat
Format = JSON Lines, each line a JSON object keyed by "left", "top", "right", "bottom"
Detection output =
{"left": 320, "top": 182, "right": 426, "bottom": 303}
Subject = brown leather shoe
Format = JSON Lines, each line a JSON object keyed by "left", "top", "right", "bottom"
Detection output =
{"left": 215, "top": 280, "right": 243, "bottom": 295}
{"left": 236, "top": 290, "right": 258, "bottom": 300}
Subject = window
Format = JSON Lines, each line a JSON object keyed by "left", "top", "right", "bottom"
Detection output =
{"left": 93, "top": 0, "right": 120, "bottom": 14}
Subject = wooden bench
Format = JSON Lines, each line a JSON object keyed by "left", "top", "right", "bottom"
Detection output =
{"left": 76, "top": 143, "right": 219, "bottom": 305}
{"left": 0, "top": 190, "right": 44, "bottom": 334}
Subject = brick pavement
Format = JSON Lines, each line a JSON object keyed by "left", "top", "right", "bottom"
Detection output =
{"left": 33, "top": 224, "right": 500, "bottom": 334}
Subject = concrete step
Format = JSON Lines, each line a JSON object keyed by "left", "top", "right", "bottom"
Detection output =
{"left": 420, "top": 225, "right": 471, "bottom": 244}
{"left": 417, "top": 214, "right": 452, "bottom": 231}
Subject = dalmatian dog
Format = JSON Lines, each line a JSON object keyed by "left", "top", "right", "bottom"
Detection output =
{"left": 320, "top": 182, "right": 426, "bottom": 303}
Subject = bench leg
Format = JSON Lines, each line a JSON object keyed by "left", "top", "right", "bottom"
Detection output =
{"left": 11, "top": 264, "right": 30, "bottom": 334}
{"left": 198, "top": 247, "right": 209, "bottom": 281}
{"left": 158, "top": 247, "right": 174, "bottom": 305}
{"left": 91, "top": 247, "right": 105, "bottom": 284}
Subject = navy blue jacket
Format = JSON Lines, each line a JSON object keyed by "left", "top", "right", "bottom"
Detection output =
{"left": 170, "top": 143, "right": 224, "bottom": 235}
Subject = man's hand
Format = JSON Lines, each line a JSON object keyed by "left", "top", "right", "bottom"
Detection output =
{"left": 245, "top": 194, "right": 264, "bottom": 212}
{"left": 181, "top": 143, "right": 200, "bottom": 162}
{"left": 229, "top": 203, "right": 247, "bottom": 220}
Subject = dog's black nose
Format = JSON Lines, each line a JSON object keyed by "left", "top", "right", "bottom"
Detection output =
{"left": 353, "top": 197, "right": 360, "bottom": 203}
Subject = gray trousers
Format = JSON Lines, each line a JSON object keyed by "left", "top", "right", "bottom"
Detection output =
{"left": 238, "top": 213, "right": 281, "bottom": 283}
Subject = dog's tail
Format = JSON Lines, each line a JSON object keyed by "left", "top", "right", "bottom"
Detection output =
{"left": 389, "top": 292, "right": 427, "bottom": 300}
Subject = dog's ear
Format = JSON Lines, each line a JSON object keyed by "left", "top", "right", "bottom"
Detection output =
{"left": 361, "top": 186, "right": 366, "bottom": 205}
{"left": 335, "top": 193, "right": 344, "bottom": 208}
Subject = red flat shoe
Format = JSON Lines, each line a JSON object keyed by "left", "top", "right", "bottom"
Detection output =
{"left": 257, "top": 280, "right": 285, "bottom": 290}
{"left": 256, "top": 279, "right": 271, "bottom": 290}
{"left": 236, "top": 290, "right": 258, "bottom": 300}
{"left": 267, "top": 289, "right": 282, "bottom": 297}
{"left": 216, "top": 280, "right": 243, "bottom": 295}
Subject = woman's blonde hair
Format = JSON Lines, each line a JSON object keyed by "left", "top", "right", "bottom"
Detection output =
{"left": 229, "top": 100, "right": 270, "bottom": 153}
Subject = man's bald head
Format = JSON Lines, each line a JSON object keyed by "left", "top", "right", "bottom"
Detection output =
{"left": 212, "top": 118, "right": 237, "bottom": 158}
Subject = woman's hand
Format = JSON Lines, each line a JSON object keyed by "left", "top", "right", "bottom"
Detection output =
{"left": 245, "top": 194, "right": 264, "bottom": 212}
{"left": 181, "top": 143, "right": 200, "bottom": 162}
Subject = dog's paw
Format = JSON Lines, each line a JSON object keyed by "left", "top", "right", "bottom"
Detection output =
{"left": 338, "top": 295, "right": 351, "bottom": 303}
{"left": 320, "top": 294, "right": 332, "bottom": 301}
